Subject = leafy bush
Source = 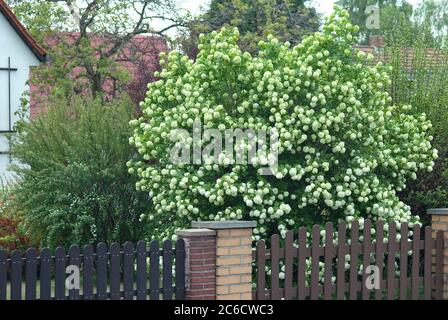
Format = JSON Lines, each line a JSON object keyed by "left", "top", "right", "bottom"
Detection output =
{"left": 129, "top": 7, "right": 437, "bottom": 240}
{"left": 11, "top": 97, "right": 151, "bottom": 249}
{"left": 0, "top": 216, "right": 30, "bottom": 252}
{"left": 0, "top": 186, "right": 30, "bottom": 252}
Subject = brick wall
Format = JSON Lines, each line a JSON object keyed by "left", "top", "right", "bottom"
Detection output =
{"left": 179, "top": 221, "right": 257, "bottom": 301}
{"left": 429, "top": 209, "right": 448, "bottom": 300}
{"left": 215, "top": 228, "right": 253, "bottom": 300}
{"left": 176, "top": 229, "right": 217, "bottom": 300}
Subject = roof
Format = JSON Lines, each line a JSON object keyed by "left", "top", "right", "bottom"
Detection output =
{"left": 355, "top": 45, "right": 447, "bottom": 69}
{"left": 0, "top": 0, "right": 46, "bottom": 62}
{"left": 354, "top": 36, "right": 448, "bottom": 69}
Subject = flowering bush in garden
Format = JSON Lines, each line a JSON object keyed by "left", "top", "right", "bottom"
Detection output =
{"left": 128, "top": 6, "right": 437, "bottom": 242}
{"left": 0, "top": 216, "right": 30, "bottom": 253}
{"left": 0, "top": 187, "right": 30, "bottom": 252}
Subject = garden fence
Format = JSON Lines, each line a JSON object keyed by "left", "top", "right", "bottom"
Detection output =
{"left": 0, "top": 239, "right": 185, "bottom": 300}
{"left": 253, "top": 220, "right": 445, "bottom": 300}
{"left": 1, "top": 219, "right": 446, "bottom": 301}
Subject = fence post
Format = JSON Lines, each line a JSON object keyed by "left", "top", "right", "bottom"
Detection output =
{"left": 428, "top": 208, "right": 448, "bottom": 300}
{"left": 192, "top": 221, "right": 256, "bottom": 300}
{"left": 176, "top": 229, "right": 217, "bottom": 300}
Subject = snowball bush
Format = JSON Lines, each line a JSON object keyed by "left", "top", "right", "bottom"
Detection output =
{"left": 128, "top": 7, "right": 437, "bottom": 241}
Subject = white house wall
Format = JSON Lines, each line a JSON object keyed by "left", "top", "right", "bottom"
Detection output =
{"left": 0, "top": 11, "right": 40, "bottom": 181}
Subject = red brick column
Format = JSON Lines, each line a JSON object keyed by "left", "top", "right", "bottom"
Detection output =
{"left": 176, "top": 229, "right": 217, "bottom": 300}
{"left": 192, "top": 221, "right": 256, "bottom": 300}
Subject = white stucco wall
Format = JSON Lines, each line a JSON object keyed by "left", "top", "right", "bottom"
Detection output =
{"left": 0, "top": 12, "right": 41, "bottom": 182}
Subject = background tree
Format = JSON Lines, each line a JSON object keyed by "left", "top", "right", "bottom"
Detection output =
{"left": 7, "top": 0, "right": 186, "bottom": 106}
{"left": 414, "top": 0, "right": 448, "bottom": 48}
{"left": 5, "top": 0, "right": 70, "bottom": 42}
{"left": 336, "top": 0, "right": 414, "bottom": 44}
{"left": 180, "top": 0, "right": 320, "bottom": 58}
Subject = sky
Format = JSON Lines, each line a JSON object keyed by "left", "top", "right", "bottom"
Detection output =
{"left": 179, "top": 0, "right": 424, "bottom": 18}
{"left": 153, "top": 0, "right": 427, "bottom": 38}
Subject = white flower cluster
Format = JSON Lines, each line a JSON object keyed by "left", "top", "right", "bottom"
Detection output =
{"left": 128, "top": 7, "right": 437, "bottom": 240}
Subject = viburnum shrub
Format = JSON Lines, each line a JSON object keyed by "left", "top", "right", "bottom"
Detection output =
{"left": 128, "top": 7, "right": 437, "bottom": 242}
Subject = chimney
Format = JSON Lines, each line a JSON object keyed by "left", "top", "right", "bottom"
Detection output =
{"left": 369, "top": 35, "right": 384, "bottom": 48}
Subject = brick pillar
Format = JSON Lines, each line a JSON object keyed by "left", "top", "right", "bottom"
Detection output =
{"left": 428, "top": 208, "right": 448, "bottom": 300}
{"left": 176, "top": 229, "right": 217, "bottom": 300}
{"left": 192, "top": 221, "right": 256, "bottom": 300}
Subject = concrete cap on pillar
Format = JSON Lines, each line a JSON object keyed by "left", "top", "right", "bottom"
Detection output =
{"left": 176, "top": 228, "right": 216, "bottom": 237}
{"left": 192, "top": 221, "right": 256, "bottom": 230}
{"left": 427, "top": 208, "right": 448, "bottom": 216}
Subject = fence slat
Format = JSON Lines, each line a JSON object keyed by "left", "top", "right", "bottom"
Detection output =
{"left": 123, "top": 241, "right": 135, "bottom": 300}
{"left": 110, "top": 243, "right": 121, "bottom": 300}
{"left": 399, "top": 223, "right": 409, "bottom": 300}
{"left": 136, "top": 240, "right": 147, "bottom": 300}
{"left": 150, "top": 240, "right": 160, "bottom": 300}
{"left": 96, "top": 243, "right": 108, "bottom": 300}
{"left": 310, "top": 225, "right": 320, "bottom": 300}
{"left": 411, "top": 224, "right": 421, "bottom": 300}
{"left": 387, "top": 223, "right": 398, "bottom": 300}
{"left": 257, "top": 240, "right": 266, "bottom": 300}
{"left": 375, "top": 220, "right": 384, "bottom": 300}
{"left": 0, "top": 250, "right": 6, "bottom": 300}
{"left": 270, "top": 234, "right": 280, "bottom": 300}
{"left": 39, "top": 248, "right": 52, "bottom": 300}
{"left": 297, "top": 227, "right": 307, "bottom": 300}
{"left": 68, "top": 245, "right": 81, "bottom": 300}
{"left": 349, "top": 221, "right": 359, "bottom": 300}
{"left": 10, "top": 250, "right": 22, "bottom": 300}
{"left": 435, "top": 230, "right": 444, "bottom": 300}
{"left": 423, "top": 226, "right": 432, "bottom": 300}
{"left": 82, "top": 245, "right": 94, "bottom": 300}
{"left": 362, "top": 219, "right": 372, "bottom": 300}
{"left": 284, "top": 230, "right": 294, "bottom": 300}
{"left": 163, "top": 240, "right": 174, "bottom": 300}
{"left": 336, "top": 221, "right": 347, "bottom": 300}
{"left": 175, "top": 239, "right": 186, "bottom": 300}
{"left": 54, "top": 246, "right": 66, "bottom": 300}
{"left": 323, "top": 222, "right": 334, "bottom": 300}
{"left": 25, "top": 248, "right": 37, "bottom": 300}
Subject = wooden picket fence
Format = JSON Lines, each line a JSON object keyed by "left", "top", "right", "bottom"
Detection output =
{"left": 0, "top": 239, "right": 185, "bottom": 300}
{"left": 253, "top": 220, "right": 445, "bottom": 300}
